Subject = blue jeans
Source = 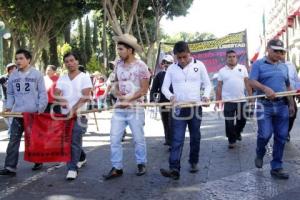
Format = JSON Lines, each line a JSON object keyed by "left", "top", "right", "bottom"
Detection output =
{"left": 256, "top": 99, "right": 289, "bottom": 170}
{"left": 169, "top": 106, "right": 202, "bottom": 171}
{"left": 110, "top": 108, "right": 146, "bottom": 169}
{"left": 67, "top": 116, "right": 88, "bottom": 171}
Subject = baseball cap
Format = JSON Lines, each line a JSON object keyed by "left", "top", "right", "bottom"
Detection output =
{"left": 6, "top": 63, "right": 17, "bottom": 69}
{"left": 267, "top": 39, "right": 286, "bottom": 51}
{"left": 162, "top": 55, "right": 174, "bottom": 63}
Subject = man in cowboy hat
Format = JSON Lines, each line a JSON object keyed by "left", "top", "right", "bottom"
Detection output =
{"left": 249, "top": 39, "right": 295, "bottom": 179}
{"left": 103, "top": 34, "right": 150, "bottom": 180}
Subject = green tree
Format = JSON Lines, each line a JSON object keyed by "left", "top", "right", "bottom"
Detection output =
{"left": 92, "top": 19, "right": 99, "bottom": 53}
{"left": 103, "top": 0, "right": 194, "bottom": 67}
{"left": 49, "top": 29, "right": 59, "bottom": 67}
{"left": 162, "top": 32, "right": 216, "bottom": 43}
{"left": 85, "top": 16, "right": 92, "bottom": 63}
{"left": 41, "top": 48, "right": 49, "bottom": 70}
{"left": 0, "top": 0, "right": 97, "bottom": 65}
{"left": 78, "top": 18, "right": 87, "bottom": 66}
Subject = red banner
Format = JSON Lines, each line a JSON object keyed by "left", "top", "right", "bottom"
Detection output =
{"left": 23, "top": 113, "right": 74, "bottom": 163}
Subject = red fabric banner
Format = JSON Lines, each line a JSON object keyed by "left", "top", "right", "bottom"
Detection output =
{"left": 23, "top": 113, "right": 74, "bottom": 163}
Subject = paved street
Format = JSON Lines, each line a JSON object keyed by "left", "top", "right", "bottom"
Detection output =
{"left": 0, "top": 106, "right": 300, "bottom": 200}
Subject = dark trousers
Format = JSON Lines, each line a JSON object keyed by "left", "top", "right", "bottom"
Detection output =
{"left": 4, "top": 118, "right": 24, "bottom": 171}
{"left": 160, "top": 106, "right": 172, "bottom": 145}
{"left": 288, "top": 97, "right": 298, "bottom": 133}
{"left": 169, "top": 107, "right": 202, "bottom": 171}
{"left": 44, "top": 103, "right": 61, "bottom": 114}
{"left": 223, "top": 102, "right": 247, "bottom": 144}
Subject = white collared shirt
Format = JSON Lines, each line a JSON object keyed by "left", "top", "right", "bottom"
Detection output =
{"left": 285, "top": 61, "right": 300, "bottom": 90}
{"left": 162, "top": 59, "right": 211, "bottom": 102}
{"left": 218, "top": 64, "right": 248, "bottom": 101}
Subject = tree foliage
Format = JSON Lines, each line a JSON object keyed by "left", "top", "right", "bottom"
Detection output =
{"left": 162, "top": 32, "right": 216, "bottom": 43}
{"left": 0, "top": 0, "right": 95, "bottom": 65}
{"left": 85, "top": 16, "right": 93, "bottom": 63}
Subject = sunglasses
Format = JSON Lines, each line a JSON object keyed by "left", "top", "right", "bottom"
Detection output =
{"left": 162, "top": 61, "right": 172, "bottom": 65}
{"left": 273, "top": 49, "right": 285, "bottom": 54}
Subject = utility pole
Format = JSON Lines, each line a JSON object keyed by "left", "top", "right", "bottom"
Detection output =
{"left": 103, "top": 0, "right": 107, "bottom": 71}
{"left": 285, "top": 0, "right": 290, "bottom": 61}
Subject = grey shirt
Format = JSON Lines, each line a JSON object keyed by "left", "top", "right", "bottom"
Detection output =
{"left": 6, "top": 67, "right": 48, "bottom": 113}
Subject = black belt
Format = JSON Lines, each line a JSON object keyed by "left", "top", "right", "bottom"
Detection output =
{"left": 260, "top": 97, "right": 286, "bottom": 102}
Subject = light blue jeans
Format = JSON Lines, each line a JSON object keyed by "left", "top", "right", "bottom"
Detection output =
{"left": 110, "top": 108, "right": 147, "bottom": 169}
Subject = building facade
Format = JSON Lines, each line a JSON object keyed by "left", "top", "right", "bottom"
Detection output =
{"left": 265, "top": 0, "right": 300, "bottom": 68}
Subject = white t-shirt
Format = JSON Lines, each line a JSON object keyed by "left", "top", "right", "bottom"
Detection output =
{"left": 218, "top": 64, "right": 248, "bottom": 102}
{"left": 56, "top": 72, "right": 93, "bottom": 114}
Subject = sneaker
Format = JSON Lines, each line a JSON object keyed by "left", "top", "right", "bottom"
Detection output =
{"left": 103, "top": 167, "right": 123, "bottom": 180}
{"left": 32, "top": 163, "right": 43, "bottom": 171}
{"left": 228, "top": 143, "right": 236, "bottom": 149}
{"left": 0, "top": 168, "right": 16, "bottom": 176}
{"left": 189, "top": 163, "right": 199, "bottom": 173}
{"left": 77, "top": 159, "right": 87, "bottom": 169}
{"left": 255, "top": 156, "right": 263, "bottom": 168}
{"left": 270, "top": 168, "right": 289, "bottom": 179}
{"left": 136, "top": 164, "right": 146, "bottom": 176}
{"left": 160, "top": 168, "right": 180, "bottom": 180}
{"left": 66, "top": 170, "right": 78, "bottom": 180}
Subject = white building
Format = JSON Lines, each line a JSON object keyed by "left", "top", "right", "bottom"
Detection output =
{"left": 265, "top": 0, "right": 300, "bottom": 68}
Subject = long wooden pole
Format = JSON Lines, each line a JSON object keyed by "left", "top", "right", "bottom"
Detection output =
{"left": 0, "top": 90, "right": 298, "bottom": 117}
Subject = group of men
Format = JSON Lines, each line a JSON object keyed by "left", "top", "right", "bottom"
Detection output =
{"left": 0, "top": 33, "right": 298, "bottom": 181}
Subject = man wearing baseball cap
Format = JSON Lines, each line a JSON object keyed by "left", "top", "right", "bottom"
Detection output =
{"left": 249, "top": 39, "right": 295, "bottom": 179}
{"left": 150, "top": 55, "right": 174, "bottom": 148}
{"left": 0, "top": 63, "right": 17, "bottom": 135}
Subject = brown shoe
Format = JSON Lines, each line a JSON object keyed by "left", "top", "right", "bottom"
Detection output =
{"left": 228, "top": 143, "right": 236, "bottom": 149}
{"left": 103, "top": 167, "right": 123, "bottom": 180}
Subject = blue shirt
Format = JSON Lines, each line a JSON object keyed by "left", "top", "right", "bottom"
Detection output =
{"left": 249, "top": 57, "right": 290, "bottom": 95}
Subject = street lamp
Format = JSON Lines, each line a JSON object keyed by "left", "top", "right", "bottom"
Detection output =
{"left": 0, "top": 21, "right": 11, "bottom": 75}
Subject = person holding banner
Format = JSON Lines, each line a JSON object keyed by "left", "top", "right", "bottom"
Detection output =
{"left": 249, "top": 39, "right": 295, "bottom": 179}
{"left": 160, "top": 41, "right": 211, "bottom": 180}
{"left": 55, "top": 52, "right": 93, "bottom": 180}
{"left": 215, "top": 50, "right": 252, "bottom": 149}
{"left": 44, "top": 65, "right": 61, "bottom": 114}
{"left": 150, "top": 55, "right": 174, "bottom": 148}
{"left": 0, "top": 49, "right": 48, "bottom": 176}
{"left": 102, "top": 34, "right": 150, "bottom": 180}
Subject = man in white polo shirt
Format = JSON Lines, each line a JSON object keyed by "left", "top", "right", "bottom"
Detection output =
{"left": 160, "top": 41, "right": 211, "bottom": 180}
{"left": 215, "top": 50, "right": 252, "bottom": 149}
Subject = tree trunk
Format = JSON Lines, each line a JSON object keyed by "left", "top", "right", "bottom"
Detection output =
{"left": 49, "top": 30, "right": 59, "bottom": 67}
{"left": 64, "top": 22, "right": 71, "bottom": 44}
{"left": 146, "top": 43, "right": 155, "bottom": 69}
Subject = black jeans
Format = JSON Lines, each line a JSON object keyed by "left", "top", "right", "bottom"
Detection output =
{"left": 223, "top": 102, "right": 247, "bottom": 144}
{"left": 160, "top": 106, "right": 172, "bottom": 145}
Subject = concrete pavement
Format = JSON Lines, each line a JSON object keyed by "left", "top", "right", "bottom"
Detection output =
{"left": 0, "top": 107, "right": 300, "bottom": 200}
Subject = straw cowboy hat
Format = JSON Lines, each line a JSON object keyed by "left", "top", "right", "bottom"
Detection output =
{"left": 92, "top": 71, "right": 101, "bottom": 76}
{"left": 112, "top": 33, "right": 143, "bottom": 53}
